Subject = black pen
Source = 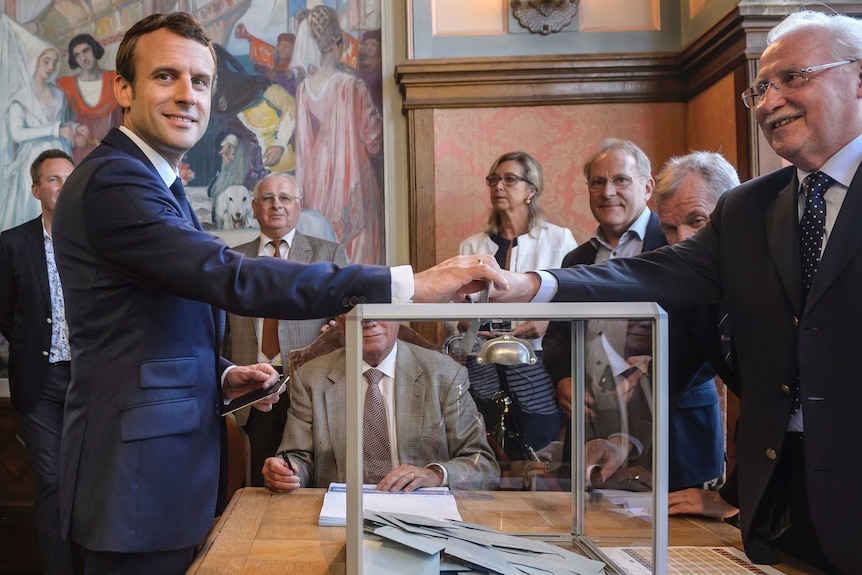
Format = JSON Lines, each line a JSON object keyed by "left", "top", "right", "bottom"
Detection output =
{"left": 277, "top": 450, "right": 298, "bottom": 474}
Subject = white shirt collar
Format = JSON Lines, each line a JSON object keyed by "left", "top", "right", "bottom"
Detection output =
{"left": 797, "top": 132, "right": 862, "bottom": 189}
{"left": 119, "top": 126, "right": 180, "bottom": 188}
{"left": 258, "top": 229, "right": 297, "bottom": 255}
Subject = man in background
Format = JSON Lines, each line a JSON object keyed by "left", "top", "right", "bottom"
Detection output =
{"left": 223, "top": 172, "right": 348, "bottom": 486}
{"left": 262, "top": 316, "right": 499, "bottom": 492}
{"left": 0, "top": 149, "right": 80, "bottom": 574}
{"left": 543, "top": 139, "right": 726, "bottom": 492}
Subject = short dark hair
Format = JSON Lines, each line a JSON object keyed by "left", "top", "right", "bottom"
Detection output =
{"left": 67, "top": 34, "right": 105, "bottom": 69}
{"left": 115, "top": 12, "right": 216, "bottom": 86}
{"left": 31, "top": 149, "right": 74, "bottom": 186}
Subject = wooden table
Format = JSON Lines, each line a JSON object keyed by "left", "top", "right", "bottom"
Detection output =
{"left": 188, "top": 488, "right": 822, "bottom": 575}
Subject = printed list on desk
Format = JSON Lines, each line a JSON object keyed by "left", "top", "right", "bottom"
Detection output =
{"left": 319, "top": 483, "right": 462, "bottom": 526}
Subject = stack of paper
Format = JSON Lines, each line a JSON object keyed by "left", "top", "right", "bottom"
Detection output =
{"left": 363, "top": 510, "right": 606, "bottom": 575}
{"left": 318, "top": 483, "right": 462, "bottom": 527}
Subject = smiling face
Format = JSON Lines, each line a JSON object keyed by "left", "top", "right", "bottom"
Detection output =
{"left": 657, "top": 173, "right": 716, "bottom": 245}
{"left": 587, "top": 149, "right": 653, "bottom": 246}
{"left": 115, "top": 28, "right": 214, "bottom": 168}
{"left": 755, "top": 26, "right": 862, "bottom": 172}
{"left": 252, "top": 174, "right": 302, "bottom": 238}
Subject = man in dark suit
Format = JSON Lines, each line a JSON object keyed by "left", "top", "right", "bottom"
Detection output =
{"left": 51, "top": 13, "right": 500, "bottom": 575}
{"left": 542, "top": 140, "right": 727, "bottom": 492}
{"left": 262, "top": 317, "right": 499, "bottom": 492}
{"left": 223, "top": 172, "right": 349, "bottom": 486}
{"left": 493, "top": 11, "right": 861, "bottom": 574}
{"left": 0, "top": 149, "right": 78, "bottom": 574}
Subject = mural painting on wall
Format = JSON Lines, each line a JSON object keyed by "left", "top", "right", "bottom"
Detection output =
{"left": 0, "top": 0, "right": 384, "bottom": 379}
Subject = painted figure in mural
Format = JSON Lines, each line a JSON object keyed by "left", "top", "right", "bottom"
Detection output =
{"left": 292, "top": 4, "right": 384, "bottom": 264}
{"left": 207, "top": 44, "right": 296, "bottom": 229}
{"left": 235, "top": 23, "right": 298, "bottom": 97}
{"left": 0, "top": 14, "right": 77, "bottom": 232}
{"left": 57, "top": 33, "right": 123, "bottom": 163}
{"left": 356, "top": 28, "right": 383, "bottom": 116}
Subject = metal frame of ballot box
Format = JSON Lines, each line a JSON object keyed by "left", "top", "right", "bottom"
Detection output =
{"left": 344, "top": 302, "right": 669, "bottom": 575}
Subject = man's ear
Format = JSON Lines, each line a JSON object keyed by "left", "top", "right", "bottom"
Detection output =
{"left": 115, "top": 74, "right": 132, "bottom": 109}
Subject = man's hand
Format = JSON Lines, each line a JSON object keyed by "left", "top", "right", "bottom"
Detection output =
{"left": 262, "top": 455, "right": 301, "bottom": 493}
{"left": 510, "top": 319, "right": 548, "bottom": 339}
{"left": 489, "top": 270, "right": 541, "bottom": 302}
{"left": 413, "top": 255, "right": 508, "bottom": 303}
{"left": 668, "top": 488, "right": 738, "bottom": 519}
{"left": 376, "top": 464, "right": 443, "bottom": 492}
{"left": 222, "top": 363, "right": 281, "bottom": 411}
{"left": 585, "top": 437, "right": 632, "bottom": 486}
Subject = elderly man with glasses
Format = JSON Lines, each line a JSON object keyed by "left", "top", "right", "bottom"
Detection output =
{"left": 223, "top": 172, "right": 349, "bottom": 487}
{"left": 493, "top": 11, "right": 862, "bottom": 574}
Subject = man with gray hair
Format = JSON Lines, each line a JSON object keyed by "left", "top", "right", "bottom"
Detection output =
{"left": 223, "top": 172, "right": 348, "bottom": 486}
{"left": 494, "top": 11, "right": 862, "bottom": 572}
{"left": 544, "top": 140, "right": 728, "bottom": 494}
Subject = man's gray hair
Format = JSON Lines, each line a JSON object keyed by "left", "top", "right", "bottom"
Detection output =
{"left": 768, "top": 10, "right": 862, "bottom": 61}
{"left": 583, "top": 138, "right": 652, "bottom": 181}
{"left": 653, "top": 151, "right": 739, "bottom": 205}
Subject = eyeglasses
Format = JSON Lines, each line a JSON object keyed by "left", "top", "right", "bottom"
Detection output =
{"left": 740, "top": 59, "right": 858, "bottom": 109}
{"left": 486, "top": 174, "right": 532, "bottom": 187}
{"left": 587, "top": 175, "right": 638, "bottom": 193}
{"left": 257, "top": 193, "right": 299, "bottom": 205}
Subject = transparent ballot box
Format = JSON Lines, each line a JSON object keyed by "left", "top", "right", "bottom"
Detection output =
{"left": 342, "top": 302, "right": 668, "bottom": 575}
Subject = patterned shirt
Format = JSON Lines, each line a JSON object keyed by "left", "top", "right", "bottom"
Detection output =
{"left": 43, "top": 222, "right": 71, "bottom": 362}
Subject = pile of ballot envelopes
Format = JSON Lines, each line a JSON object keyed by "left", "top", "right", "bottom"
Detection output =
{"left": 363, "top": 510, "right": 606, "bottom": 575}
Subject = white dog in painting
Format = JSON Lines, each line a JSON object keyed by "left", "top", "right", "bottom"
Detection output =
{"left": 212, "top": 184, "right": 254, "bottom": 229}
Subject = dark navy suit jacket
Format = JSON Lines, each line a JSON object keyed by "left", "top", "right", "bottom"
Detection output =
{"left": 543, "top": 210, "right": 728, "bottom": 491}
{"left": 545, "top": 165, "right": 862, "bottom": 573}
{"left": 52, "top": 128, "right": 391, "bottom": 553}
{"left": 0, "top": 217, "right": 54, "bottom": 413}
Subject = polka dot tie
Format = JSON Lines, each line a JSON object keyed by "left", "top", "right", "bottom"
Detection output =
{"left": 799, "top": 171, "right": 832, "bottom": 303}
{"left": 362, "top": 369, "right": 392, "bottom": 483}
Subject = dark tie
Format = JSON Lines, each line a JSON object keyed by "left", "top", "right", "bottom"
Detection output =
{"left": 260, "top": 240, "right": 283, "bottom": 360}
{"left": 170, "top": 177, "right": 193, "bottom": 221}
{"left": 362, "top": 368, "right": 392, "bottom": 483}
{"left": 799, "top": 171, "right": 832, "bottom": 303}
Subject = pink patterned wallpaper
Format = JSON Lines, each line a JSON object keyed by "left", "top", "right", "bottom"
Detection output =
{"left": 432, "top": 73, "right": 739, "bottom": 264}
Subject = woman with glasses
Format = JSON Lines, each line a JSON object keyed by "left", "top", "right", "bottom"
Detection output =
{"left": 458, "top": 151, "right": 576, "bottom": 467}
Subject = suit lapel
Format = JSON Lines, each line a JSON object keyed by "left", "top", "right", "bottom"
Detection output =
{"left": 287, "top": 232, "right": 314, "bottom": 264}
{"left": 326, "top": 361, "right": 348, "bottom": 477}
{"left": 807, "top": 162, "right": 862, "bottom": 310}
{"left": 766, "top": 173, "right": 803, "bottom": 313}
{"left": 24, "top": 219, "right": 51, "bottom": 305}
{"left": 642, "top": 211, "right": 669, "bottom": 252}
{"left": 393, "top": 344, "right": 424, "bottom": 463}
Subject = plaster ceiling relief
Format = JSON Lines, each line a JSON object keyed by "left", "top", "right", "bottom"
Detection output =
{"left": 511, "top": 0, "right": 580, "bottom": 35}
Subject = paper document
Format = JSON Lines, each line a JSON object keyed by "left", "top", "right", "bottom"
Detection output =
{"left": 318, "top": 483, "right": 462, "bottom": 526}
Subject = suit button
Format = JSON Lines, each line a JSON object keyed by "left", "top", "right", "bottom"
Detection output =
{"left": 792, "top": 316, "right": 799, "bottom": 327}
{"left": 766, "top": 448, "right": 777, "bottom": 460}
{"left": 42, "top": 350, "right": 49, "bottom": 357}
{"left": 780, "top": 384, "right": 791, "bottom": 395}
{"left": 342, "top": 297, "right": 350, "bottom": 307}
{"left": 46, "top": 317, "right": 52, "bottom": 324}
